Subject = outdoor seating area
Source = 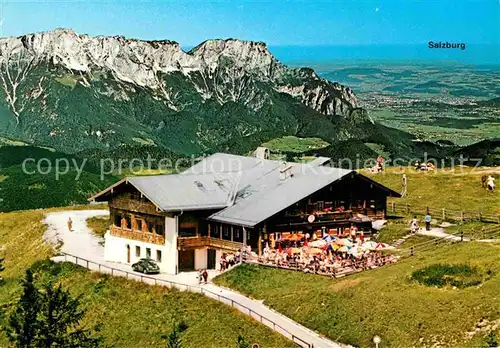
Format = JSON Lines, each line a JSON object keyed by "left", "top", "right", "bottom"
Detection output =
{"left": 247, "top": 233, "right": 398, "bottom": 278}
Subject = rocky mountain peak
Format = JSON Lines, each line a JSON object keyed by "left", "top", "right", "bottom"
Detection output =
{"left": 0, "top": 28, "right": 364, "bottom": 135}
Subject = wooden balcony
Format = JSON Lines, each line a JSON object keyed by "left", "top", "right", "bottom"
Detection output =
{"left": 177, "top": 236, "right": 243, "bottom": 252}
{"left": 109, "top": 197, "right": 159, "bottom": 215}
{"left": 110, "top": 225, "right": 165, "bottom": 245}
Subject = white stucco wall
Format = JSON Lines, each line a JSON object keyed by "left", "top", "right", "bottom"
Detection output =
{"left": 215, "top": 250, "right": 223, "bottom": 271}
{"left": 194, "top": 248, "right": 207, "bottom": 270}
{"left": 104, "top": 232, "right": 172, "bottom": 273}
{"left": 164, "top": 215, "right": 178, "bottom": 274}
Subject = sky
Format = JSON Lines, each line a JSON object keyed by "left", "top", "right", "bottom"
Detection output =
{"left": 2, "top": 0, "right": 499, "bottom": 46}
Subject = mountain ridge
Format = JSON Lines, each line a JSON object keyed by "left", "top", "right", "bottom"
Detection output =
{"left": 0, "top": 29, "right": 430, "bottom": 160}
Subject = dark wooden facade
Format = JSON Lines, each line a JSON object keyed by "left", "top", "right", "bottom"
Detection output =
{"left": 98, "top": 172, "right": 395, "bottom": 259}
{"left": 259, "top": 174, "right": 390, "bottom": 238}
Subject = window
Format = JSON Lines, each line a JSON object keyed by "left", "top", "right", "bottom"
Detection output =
{"left": 146, "top": 248, "right": 151, "bottom": 259}
{"left": 211, "top": 224, "right": 221, "bottom": 239}
{"left": 155, "top": 223, "right": 164, "bottom": 236}
{"left": 179, "top": 227, "right": 197, "bottom": 237}
{"left": 114, "top": 214, "right": 121, "bottom": 227}
{"left": 137, "top": 219, "right": 143, "bottom": 231}
{"left": 156, "top": 250, "right": 162, "bottom": 262}
{"left": 124, "top": 216, "right": 131, "bottom": 229}
{"left": 233, "top": 227, "right": 243, "bottom": 243}
{"left": 135, "top": 246, "right": 140, "bottom": 257}
{"left": 222, "top": 225, "right": 231, "bottom": 240}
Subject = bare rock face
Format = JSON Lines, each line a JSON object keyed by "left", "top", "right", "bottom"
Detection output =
{"left": 0, "top": 29, "right": 360, "bottom": 119}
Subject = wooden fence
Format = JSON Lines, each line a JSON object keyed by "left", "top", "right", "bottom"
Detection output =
{"left": 389, "top": 202, "right": 500, "bottom": 224}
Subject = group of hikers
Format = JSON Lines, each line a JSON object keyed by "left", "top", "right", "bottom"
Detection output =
{"left": 410, "top": 212, "right": 432, "bottom": 233}
{"left": 197, "top": 250, "right": 244, "bottom": 284}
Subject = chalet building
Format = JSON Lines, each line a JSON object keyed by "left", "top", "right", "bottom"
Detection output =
{"left": 89, "top": 153, "right": 400, "bottom": 274}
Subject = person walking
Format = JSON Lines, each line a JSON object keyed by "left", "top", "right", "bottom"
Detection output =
{"left": 425, "top": 212, "right": 432, "bottom": 231}
{"left": 376, "top": 155, "right": 384, "bottom": 172}
{"left": 401, "top": 174, "right": 407, "bottom": 197}
{"left": 67, "top": 217, "right": 73, "bottom": 232}
{"left": 410, "top": 215, "right": 419, "bottom": 233}
{"left": 202, "top": 269, "right": 208, "bottom": 284}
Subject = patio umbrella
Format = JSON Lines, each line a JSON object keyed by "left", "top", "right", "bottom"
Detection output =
{"left": 287, "top": 233, "right": 304, "bottom": 242}
{"left": 308, "top": 248, "right": 323, "bottom": 255}
{"left": 336, "top": 238, "right": 353, "bottom": 246}
{"left": 349, "top": 247, "right": 363, "bottom": 256}
{"left": 376, "top": 242, "right": 389, "bottom": 249}
{"left": 322, "top": 235, "right": 338, "bottom": 243}
{"left": 338, "top": 246, "right": 351, "bottom": 253}
{"left": 362, "top": 241, "right": 378, "bottom": 250}
{"left": 310, "top": 239, "right": 327, "bottom": 248}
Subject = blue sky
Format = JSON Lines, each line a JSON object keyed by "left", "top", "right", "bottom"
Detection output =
{"left": 2, "top": 0, "right": 499, "bottom": 46}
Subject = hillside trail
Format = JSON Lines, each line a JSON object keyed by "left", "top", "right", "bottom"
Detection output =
{"left": 43, "top": 209, "right": 345, "bottom": 348}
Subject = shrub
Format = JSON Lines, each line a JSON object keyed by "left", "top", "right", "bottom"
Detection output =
{"left": 411, "top": 263, "right": 487, "bottom": 289}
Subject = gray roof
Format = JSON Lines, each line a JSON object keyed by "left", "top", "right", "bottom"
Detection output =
{"left": 127, "top": 172, "right": 240, "bottom": 211}
{"left": 205, "top": 155, "right": 352, "bottom": 227}
{"left": 307, "top": 157, "right": 332, "bottom": 167}
{"left": 90, "top": 153, "right": 386, "bottom": 224}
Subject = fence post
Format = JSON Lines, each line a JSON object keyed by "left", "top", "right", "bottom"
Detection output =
{"left": 461, "top": 230, "right": 464, "bottom": 242}
{"left": 442, "top": 208, "right": 446, "bottom": 221}
{"left": 86, "top": 260, "right": 89, "bottom": 269}
{"left": 64, "top": 254, "right": 67, "bottom": 262}
{"left": 410, "top": 246, "right": 414, "bottom": 256}
{"left": 99, "top": 264, "right": 101, "bottom": 272}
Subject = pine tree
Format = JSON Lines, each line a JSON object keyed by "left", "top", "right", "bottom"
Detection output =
{"left": 237, "top": 335, "right": 251, "bottom": 348}
{"left": 165, "top": 325, "right": 182, "bottom": 348}
{"left": 7, "top": 269, "right": 102, "bottom": 348}
{"left": 163, "top": 321, "right": 188, "bottom": 348}
{"left": 7, "top": 269, "right": 41, "bottom": 347}
{"left": 35, "top": 283, "right": 101, "bottom": 347}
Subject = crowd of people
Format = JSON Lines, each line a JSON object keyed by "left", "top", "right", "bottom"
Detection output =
{"left": 247, "top": 233, "right": 397, "bottom": 277}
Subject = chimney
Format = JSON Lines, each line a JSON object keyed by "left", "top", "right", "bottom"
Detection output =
{"left": 253, "top": 147, "right": 270, "bottom": 160}
{"left": 279, "top": 162, "right": 293, "bottom": 181}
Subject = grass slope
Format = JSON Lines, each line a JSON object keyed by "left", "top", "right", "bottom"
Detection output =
{"left": 86, "top": 216, "right": 110, "bottom": 238}
{"left": 365, "top": 167, "right": 500, "bottom": 216}
{"left": 215, "top": 243, "right": 500, "bottom": 347}
{"left": 0, "top": 209, "right": 294, "bottom": 348}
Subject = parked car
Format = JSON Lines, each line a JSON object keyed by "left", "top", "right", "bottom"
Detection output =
{"left": 132, "top": 258, "right": 160, "bottom": 274}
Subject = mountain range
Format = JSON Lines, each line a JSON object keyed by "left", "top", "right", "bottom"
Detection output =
{"left": 3, "top": 29, "right": 495, "bottom": 212}
{"left": 0, "top": 28, "right": 437, "bottom": 162}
